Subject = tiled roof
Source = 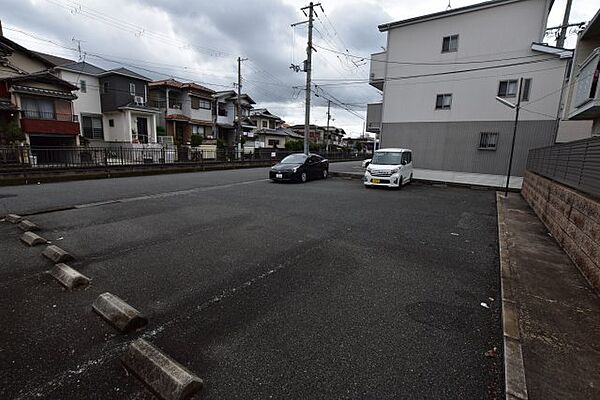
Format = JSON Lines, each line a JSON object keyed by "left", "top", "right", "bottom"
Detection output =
{"left": 32, "top": 51, "right": 75, "bottom": 66}
{"left": 58, "top": 61, "right": 106, "bottom": 76}
{"left": 101, "top": 67, "right": 151, "bottom": 81}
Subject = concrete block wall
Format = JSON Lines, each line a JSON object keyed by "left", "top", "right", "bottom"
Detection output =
{"left": 521, "top": 171, "right": 600, "bottom": 292}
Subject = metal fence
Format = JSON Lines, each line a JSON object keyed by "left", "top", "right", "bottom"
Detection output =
{"left": 526, "top": 136, "right": 600, "bottom": 199}
{"left": 0, "top": 145, "right": 371, "bottom": 170}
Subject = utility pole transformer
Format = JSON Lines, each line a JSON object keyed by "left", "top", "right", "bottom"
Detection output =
{"left": 300, "top": 2, "right": 320, "bottom": 155}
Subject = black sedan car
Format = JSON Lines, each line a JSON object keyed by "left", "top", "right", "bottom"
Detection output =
{"left": 269, "top": 153, "right": 329, "bottom": 183}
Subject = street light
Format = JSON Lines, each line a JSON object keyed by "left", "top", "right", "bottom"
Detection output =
{"left": 495, "top": 77, "right": 523, "bottom": 198}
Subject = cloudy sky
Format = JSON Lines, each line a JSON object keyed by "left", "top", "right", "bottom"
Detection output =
{"left": 1, "top": 0, "right": 598, "bottom": 136}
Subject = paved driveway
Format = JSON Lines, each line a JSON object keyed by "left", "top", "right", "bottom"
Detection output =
{"left": 0, "top": 168, "right": 503, "bottom": 399}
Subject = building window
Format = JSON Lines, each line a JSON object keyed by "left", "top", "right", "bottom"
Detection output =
{"left": 102, "top": 82, "right": 109, "bottom": 94}
{"left": 435, "top": 93, "right": 452, "bottom": 110}
{"left": 80, "top": 80, "right": 87, "bottom": 93}
{"left": 191, "top": 97, "right": 211, "bottom": 110}
{"left": 109, "top": 119, "right": 115, "bottom": 127}
{"left": 192, "top": 125, "right": 205, "bottom": 136}
{"left": 269, "top": 120, "right": 275, "bottom": 129}
{"left": 21, "top": 97, "right": 55, "bottom": 119}
{"left": 442, "top": 35, "right": 459, "bottom": 53}
{"left": 129, "top": 83, "right": 136, "bottom": 96}
{"left": 262, "top": 120, "right": 268, "bottom": 128}
{"left": 81, "top": 115, "right": 103, "bottom": 140}
{"left": 521, "top": 79, "right": 532, "bottom": 101}
{"left": 268, "top": 139, "right": 279, "bottom": 147}
{"left": 498, "top": 80, "right": 518, "bottom": 98}
{"left": 479, "top": 132, "right": 498, "bottom": 150}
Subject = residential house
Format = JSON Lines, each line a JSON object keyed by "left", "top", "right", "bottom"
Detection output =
{"left": 289, "top": 124, "right": 344, "bottom": 148}
{"left": 563, "top": 8, "right": 600, "bottom": 136}
{"left": 98, "top": 68, "right": 160, "bottom": 146}
{"left": 289, "top": 124, "right": 324, "bottom": 145}
{"left": 367, "top": 0, "right": 590, "bottom": 177}
{"left": 213, "top": 90, "right": 255, "bottom": 147}
{"left": 148, "top": 79, "right": 216, "bottom": 145}
{"left": 249, "top": 108, "right": 299, "bottom": 148}
{"left": 323, "top": 126, "right": 345, "bottom": 149}
{"left": 54, "top": 61, "right": 108, "bottom": 144}
{"left": 0, "top": 26, "right": 80, "bottom": 148}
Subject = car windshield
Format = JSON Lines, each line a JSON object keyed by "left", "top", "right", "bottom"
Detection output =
{"left": 371, "top": 152, "right": 403, "bottom": 165}
{"left": 280, "top": 154, "right": 307, "bottom": 164}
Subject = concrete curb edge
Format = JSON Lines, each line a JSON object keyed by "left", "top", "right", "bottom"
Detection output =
{"left": 331, "top": 171, "right": 521, "bottom": 191}
{"left": 496, "top": 192, "right": 528, "bottom": 400}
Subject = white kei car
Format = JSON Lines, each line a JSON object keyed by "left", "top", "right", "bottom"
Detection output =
{"left": 364, "top": 148, "right": 413, "bottom": 189}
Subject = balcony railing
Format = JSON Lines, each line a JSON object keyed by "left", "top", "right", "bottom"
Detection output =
{"left": 574, "top": 49, "right": 600, "bottom": 108}
{"left": 169, "top": 102, "right": 182, "bottom": 110}
{"left": 21, "top": 110, "right": 79, "bottom": 122}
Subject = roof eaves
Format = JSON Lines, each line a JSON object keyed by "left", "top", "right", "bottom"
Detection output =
{"left": 378, "top": 0, "right": 520, "bottom": 32}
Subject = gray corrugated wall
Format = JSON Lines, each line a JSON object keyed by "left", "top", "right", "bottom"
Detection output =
{"left": 381, "top": 120, "right": 557, "bottom": 176}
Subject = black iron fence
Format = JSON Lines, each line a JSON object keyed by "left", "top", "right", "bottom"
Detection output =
{"left": 0, "top": 145, "right": 371, "bottom": 170}
{"left": 526, "top": 136, "right": 600, "bottom": 199}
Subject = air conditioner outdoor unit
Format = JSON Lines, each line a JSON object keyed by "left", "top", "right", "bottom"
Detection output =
{"left": 134, "top": 95, "right": 145, "bottom": 105}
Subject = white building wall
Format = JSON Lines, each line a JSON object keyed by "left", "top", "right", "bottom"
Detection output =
{"left": 102, "top": 112, "right": 129, "bottom": 142}
{"left": 59, "top": 71, "right": 102, "bottom": 116}
{"left": 382, "top": 0, "right": 564, "bottom": 124}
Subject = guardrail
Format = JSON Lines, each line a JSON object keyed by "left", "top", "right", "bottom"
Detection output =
{"left": 526, "top": 136, "right": 600, "bottom": 199}
{"left": 0, "top": 145, "right": 371, "bottom": 170}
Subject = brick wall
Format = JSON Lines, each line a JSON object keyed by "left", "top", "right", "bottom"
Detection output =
{"left": 521, "top": 171, "right": 600, "bottom": 291}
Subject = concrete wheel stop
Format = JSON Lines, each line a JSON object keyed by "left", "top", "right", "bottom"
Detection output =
{"left": 18, "top": 220, "right": 39, "bottom": 232}
{"left": 50, "top": 263, "right": 90, "bottom": 289}
{"left": 92, "top": 292, "right": 148, "bottom": 333}
{"left": 122, "top": 338, "right": 203, "bottom": 400}
{"left": 42, "top": 245, "right": 74, "bottom": 263}
{"left": 21, "top": 232, "right": 48, "bottom": 246}
{"left": 6, "top": 214, "right": 23, "bottom": 224}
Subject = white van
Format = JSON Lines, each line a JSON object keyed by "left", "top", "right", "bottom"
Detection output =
{"left": 363, "top": 148, "right": 413, "bottom": 189}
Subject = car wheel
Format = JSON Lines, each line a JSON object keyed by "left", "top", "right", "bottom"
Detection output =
{"left": 397, "top": 176, "right": 403, "bottom": 190}
{"left": 322, "top": 169, "right": 328, "bottom": 179}
{"left": 301, "top": 172, "right": 307, "bottom": 183}
{"left": 408, "top": 173, "right": 413, "bottom": 184}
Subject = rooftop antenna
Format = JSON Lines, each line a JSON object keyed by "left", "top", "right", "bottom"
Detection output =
{"left": 446, "top": 0, "right": 452, "bottom": 10}
{"left": 72, "top": 37, "right": 86, "bottom": 61}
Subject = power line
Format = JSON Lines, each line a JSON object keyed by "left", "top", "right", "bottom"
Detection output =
{"left": 314, "top": 43, "right": 558, "bottom": 66}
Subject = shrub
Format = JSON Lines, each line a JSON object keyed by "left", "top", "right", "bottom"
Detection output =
{"left": 191, "top": 135, "right": 203, "bottom": 147}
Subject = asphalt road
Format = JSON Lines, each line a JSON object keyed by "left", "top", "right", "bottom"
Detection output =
{"left": 0, "top": 167, "right": 503, "bottom": 399}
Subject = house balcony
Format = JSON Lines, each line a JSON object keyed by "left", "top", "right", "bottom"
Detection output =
{"left": 20, "top": 110, "right": 80, "bottom": 135}
{"left": 568, "top": 48, "right": 600, "bottom": 120}
{"left": 369, "top": 51, "right": 386, "bottom": 91}
{"left": 366, "top": 102, "right": 382, "bottom": 133}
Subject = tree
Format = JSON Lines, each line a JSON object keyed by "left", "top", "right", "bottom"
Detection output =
{"left": 4, "top": 120, "right": 25, "bottom": 144}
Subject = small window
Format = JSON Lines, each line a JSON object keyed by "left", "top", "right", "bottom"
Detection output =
{"left": 498, "top": 80, "right": 518, "bottom": 98}
{"left": 102, "top": 82, "right": 109, "bottom": 94}
{"left": 108, "top": 119, "right": 115, "bottom": 127}
{"left": 479, "top": 132, "right": 498, "bottom": 150}
{"left": 80, "top": 80, "right": 87, "bottom": 93}
{"left": 199, "top": 100, "right": 211, "bottom": 110}
{"left": 262, "top": 120, "right": 268, "bottom": 128}
{"left": 521, "top": 79, "right": 532, "bottom": 101}
{"left": 191, "top": 97, "right": 200, "bottom": 109}
{"left": 192, "top": 125, "right": 205, "bottom": 136}
{"left": 268, "top": 139, "right": 279, "bottom": 147}
{"left": 129, "top": 83, "right": 136, "bottom": 96}
{"left": 81, "top": 115, "right": 103, "bottom": 139}
{"left": 435, "top": 93, "right": 452, "bottom": 110}
{"left": 442, "top": 35, "right": 459, "bottom": 53}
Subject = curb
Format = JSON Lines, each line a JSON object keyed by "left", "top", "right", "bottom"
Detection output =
{"left": 92, "top": 292, "right": 148, "bottom": 333}
{"left": 50, "top": 263, "right": 91, "bottom": 289}
{"left": 122, "top": 338, "right": 203, "bottom": 400}
{"left": 330, "top": 171, "right": 521, "bottom": 191}
{"left": 496, "top": 192, "right": 528, "bottom": 400}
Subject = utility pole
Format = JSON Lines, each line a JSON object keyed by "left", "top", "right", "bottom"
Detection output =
{"left": 300, "top": 2, "right": 320, "bottom": 155}
{"left": 326, "top": 99, "right": 331, "bottom": 152}
{"left": 505, "top": 78, "right": 524, "bottom": 197}
{"left": 556, "top": 0, "right": 573, "bottom": 48}
{"left": 236, "top": 56, "right": 248, "bottom": 157}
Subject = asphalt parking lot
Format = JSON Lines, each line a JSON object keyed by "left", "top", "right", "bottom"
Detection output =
{"left": 0, "top": 167, "right": 504, "bottom": 399}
